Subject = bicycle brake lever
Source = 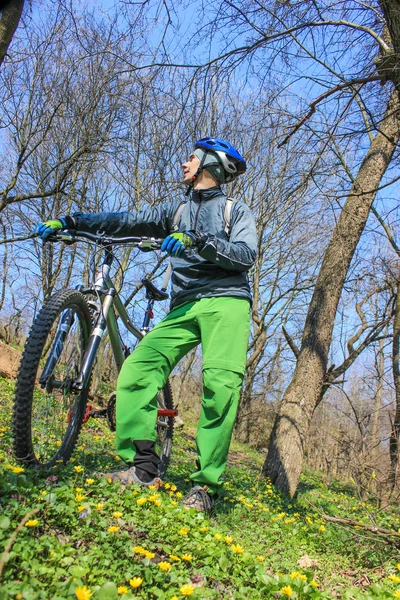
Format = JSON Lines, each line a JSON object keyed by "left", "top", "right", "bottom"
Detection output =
{"left": 138, "top": 237, "right": 162, "bottom": 250}
{"left": 47, "top": 232, "right": 77, "bottom": 244}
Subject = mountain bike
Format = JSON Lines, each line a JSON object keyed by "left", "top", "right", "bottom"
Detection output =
{"left": 12, "top": 230, "right": 177, "bottom": 477}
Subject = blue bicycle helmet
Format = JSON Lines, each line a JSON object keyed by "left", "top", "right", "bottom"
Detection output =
{"left": 194, "top": 137, "right": 246, "bottom": 183}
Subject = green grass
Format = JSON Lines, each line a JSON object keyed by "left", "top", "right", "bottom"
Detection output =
{"left": 1, "top": 376, "right": 400, "bottom": 599}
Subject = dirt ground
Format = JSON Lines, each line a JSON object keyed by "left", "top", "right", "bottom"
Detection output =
{"left": 0, "top": 341, "right": 22, "bottom": 379}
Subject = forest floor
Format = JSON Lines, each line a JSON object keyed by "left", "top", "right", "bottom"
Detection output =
{"left": 1, "top": 375, "right": 400, "bottom": 599}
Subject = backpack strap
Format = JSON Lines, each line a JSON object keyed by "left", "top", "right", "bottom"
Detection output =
{"left": 224, "top": 198, "right": 235, "bottom": 236}
{"left": 172, "top": 201, "right": 187, "bottom": 231}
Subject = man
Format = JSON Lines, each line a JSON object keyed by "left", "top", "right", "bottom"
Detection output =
{"left": 35, "top": 137, "right": 257, "bottom": 513}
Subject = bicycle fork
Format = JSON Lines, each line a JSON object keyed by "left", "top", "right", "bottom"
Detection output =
{"left": 39, "top": 308, "right": 75, "bottom": 389}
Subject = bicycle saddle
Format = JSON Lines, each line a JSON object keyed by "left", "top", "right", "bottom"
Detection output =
{"left": 142, "top": 278, "right": 169, "bottom": 301}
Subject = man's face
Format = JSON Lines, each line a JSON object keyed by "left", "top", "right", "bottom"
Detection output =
{"left": 182, "top": 153, "right": 200, "bottom": 185}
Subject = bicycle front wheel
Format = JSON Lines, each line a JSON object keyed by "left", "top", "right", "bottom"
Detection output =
{"left": 13, "top": 289, "right": 93, "bottom": 468}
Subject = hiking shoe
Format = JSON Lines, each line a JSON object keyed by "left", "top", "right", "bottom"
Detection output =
{"left": 100, "top": 466, "right": 162, "bottom": 489}
{"left": 183, "top": 486, "right": 214, "bottom": 514}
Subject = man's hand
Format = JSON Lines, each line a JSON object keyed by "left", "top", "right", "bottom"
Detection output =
{"left": 34, "top": 217, "right": 68, "bottom": 241}
{"left": 161, "top": 231, "right": 200, "bottom": 257}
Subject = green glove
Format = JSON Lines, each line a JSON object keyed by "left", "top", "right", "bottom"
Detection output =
{"left": 34, "top": 217, "right": 68, "bottom": 241}
{"left": 161, "top": 231, "right": 200, "bottom": 257}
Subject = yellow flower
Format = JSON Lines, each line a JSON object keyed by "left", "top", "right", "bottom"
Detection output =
{"left": 181, "top": 553, "right": 192, "bottom": 561}
{"left": 96, "top": 503, "right": 104, "bottom": 511}
{"left": 25, "top": 519, "right": 39, "bottom": 527}
{"left": 108, "top": 526, "right": 119, "bottom": 533}
{"left": 214, "top": 533, "right": 222, "bottom": 540}
{"left": 78, "top": 505, "right": 86, "bottom": 512}
{"left": 129, "top": 577, "right": 143, "bottom": 588}
{"left": 133, "top": 546, "right": 145, "bottom": 554}
{"left": 393, "top": 592, "right": 400, "bottom": 599}
{"left": 389, "top": 575, "right": 400, "bottom": 583}
{"left": 113, "top": 512, "right": 123, "bottom": 519}
{"left": 280, "top": 585, "right": 294, "bottom": 596}
{"left": 118, "top": 586, "right": 128, "bottom": 594}
{"left": 171, "top": 484, "right": 177, "bottom": 491}
{"left": 397, "top": 564, "right": 400, "bottom": 571}
{"left": 76, "top": 487, "right": 83, "bottom": 492}
{"left": 170, "top": 500, "right": 177, "bottom": 506}
{"left": 257, "top": 556, "right": 265, "bottom": 562}
{"left": 176, "top": 492, "right": 183, "bottom": 498}
{"left": 158, "top": 561, "right": 172, "bottom": 571}
{"left": 12, "top": 466, "right": 24, "bottom": 474}
{"left": 164, "top": 483, "right": 171, "bottom": 489}
{"left": 75, "top": 586, "right": 92, "bottom": 600}
{"left": 154, "top": 498, "right": 162, "bottom": 507}
{"left": 199, "top": 526, "right": 208, "bottom": 532}
{"left": 76, "top": 494, "right": 84, "bottom": 502}
{"left": 137, "top": 497, "right": 147, "bottom": 506}
{"left": 179, "top": 528, "right": 189, "bottom": 535}
{"left": 148, "top": 494, "right": 160, "bottom": 502}
{"left": 319, "top": 525, "right": 326, "bottom": 532}
{"left": 224, "top": 536, "right": 233, "bottom": 544}
{"left": 310, "top": 580, "right": 319, "bottom": 588}
{"left": 74, "top": 466, "right": 84, "bottom": 473}
{"left": 142, "top": 550, "right": 155, "bottom": 559}
{"left": 299, "top": 574, "right": 307, "bottom": 581}
{"left": 86, "top": 478, "right": 95, "bottom": 485}
{"left": 170, "top": 597, "right": 179, "bottom": 600}
{"left": 289, "top": 572, "right": 300, "bottom": 579}
{"left": 180, "top": 584, "right": 195, "bottom": 596}
{"left": 231, "top": 544, "right": 244, "bottom": 553}
{"left": 170, "top": 555, "right": 181, "bottom": 562}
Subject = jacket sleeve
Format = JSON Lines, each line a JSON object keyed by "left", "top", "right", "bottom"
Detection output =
{"left": 198, "top": 201, "right": 257, "bottom": 272}
{"left": 72, "top": 202, "right": 178, "bottom": 238}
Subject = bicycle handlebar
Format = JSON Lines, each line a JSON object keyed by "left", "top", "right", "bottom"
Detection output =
{"left": 48, "top": 230, "right": 164, "bottom": 249}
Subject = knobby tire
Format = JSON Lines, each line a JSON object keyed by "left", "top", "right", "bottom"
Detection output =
{"left": 13, "top": 289, "right": 92, "bottom": 468}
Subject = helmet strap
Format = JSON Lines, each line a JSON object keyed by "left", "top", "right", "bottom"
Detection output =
{"left": 185, "top": 151, "right": 206, "bottom": 196}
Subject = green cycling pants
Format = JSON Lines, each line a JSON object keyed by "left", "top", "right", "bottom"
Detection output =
{"left": 116, "top": 296, "right": 251, "bottom": 494}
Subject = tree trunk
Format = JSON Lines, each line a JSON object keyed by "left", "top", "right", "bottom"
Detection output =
{"left": 0, "top": 0, "right": 24, "bottom": 66}
{"left": 390, "top": 282, "right": 400, "bottom": 493}
{"left": 370, "top": 335, "right": 385, "bottom": 495}
{"left": 263, "top": 89, "right": 400, "bottom": 497}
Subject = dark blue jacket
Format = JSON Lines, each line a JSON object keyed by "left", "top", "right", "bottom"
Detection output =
{"left": 74, "top": 186, "right": 257, "bottom": 309}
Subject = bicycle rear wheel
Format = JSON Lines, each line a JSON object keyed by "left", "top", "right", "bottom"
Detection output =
{"left": 105, "top": 362, "right": 175, "bottom": 479}
{"left": 13, "top": 289, "right": 93, "bottom": 468}
{"left": 155, "top": 379, "right": 174, "bottom": 478}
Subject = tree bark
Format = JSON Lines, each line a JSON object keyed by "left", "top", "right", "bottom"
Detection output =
{"left": 0, "top": 0, "right": 24, "bottom": 67}
{"left": 370, "top": 336, "right": 385, "bottom": 496}
{"left": 263, "top": 88, "right": 400, "bottom": 497}
{"left": 390, "top": 282, "right": 400, "bottom": 492}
